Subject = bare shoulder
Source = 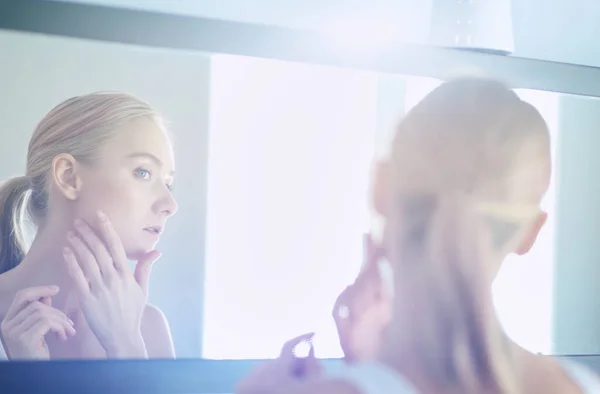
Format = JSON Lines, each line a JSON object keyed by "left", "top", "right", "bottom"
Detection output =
{"left": 142, "top": 303, "right": 168, "bottom": 324}
{"left": 523, "top": 354, "right": 584, "bottom": 394}
{"left": 141, "top": 303, "right": 175, "bottom": 359}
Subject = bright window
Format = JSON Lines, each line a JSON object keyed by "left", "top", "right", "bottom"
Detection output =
{"left": 203, "top": 55, "right": 559, "bottom": 358}
{"left": 203, "top": 55, "right": 378, "bottom": 359}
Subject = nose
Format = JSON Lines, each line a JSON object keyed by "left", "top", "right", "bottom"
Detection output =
{"left": 155, "top": 187, "right": 179, "bottom": 218}
{"left": 164, "top": 191, "right": 178, "bottom": 217}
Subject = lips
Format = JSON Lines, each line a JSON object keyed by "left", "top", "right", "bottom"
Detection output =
{"left": 144, "top": 226, "right": 163, "bottom": 235}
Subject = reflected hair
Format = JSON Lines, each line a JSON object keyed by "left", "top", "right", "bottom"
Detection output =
{"left": 382, "top": 78, "right": 551, "bottom": 393}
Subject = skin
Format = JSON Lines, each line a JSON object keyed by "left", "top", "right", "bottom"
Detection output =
{"left": 236, "top": 160, "right": 588, "bottom": 394}
{"left": 332, "top": 233, "right": 390, "bottom": 364}
{"left": 0, "top": 117, "right": 178, "bottom": 359}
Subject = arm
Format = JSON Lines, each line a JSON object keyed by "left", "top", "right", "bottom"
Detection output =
{"left": 141, "top": 304, "right": 175, "bottom": 359}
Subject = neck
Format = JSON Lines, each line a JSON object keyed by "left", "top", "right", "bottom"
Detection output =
{"left": 4, "top": 218, "right": 76, "bottom": 309}
{"left": 377, "top": 281, "right": 517, "bottom": 391}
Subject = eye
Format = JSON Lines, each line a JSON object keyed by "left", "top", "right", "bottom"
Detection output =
{"left": 134, "top": 168, "right": 152, "bottom": 181}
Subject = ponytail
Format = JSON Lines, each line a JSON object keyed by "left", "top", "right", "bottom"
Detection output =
{"left": 387, "top": 192, "right": 524, "bottom": 394}
{"left": 0, "top": 176, "right": 32, "bottom": 274}
{"left": 378, "top": 77, "right": 549, "bottom": 393}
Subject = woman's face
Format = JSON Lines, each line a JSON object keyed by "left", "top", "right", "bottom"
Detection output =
{"left": 74, "top": 117, "right": 178, "bottom": 260}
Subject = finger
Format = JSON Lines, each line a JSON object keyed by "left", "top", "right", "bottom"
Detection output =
{"left": 352, "top": 276, "right": 381, "bottom": 313}
{"left": 332, "top": 286, "right": 356, "bottom": 359}
{"left": 4, "top": 286, "right": 59, "bottom": 322}
{"left": 39, "top": 296, "right": 52, "bottom": 306}
{"left": 63, "top": 246, "right": 92, "bottom": 296}
{"left": 73, "top": 218, "right": 116, "bottom": 278}
{"left": 359, "top": 262, "right": 380, "bottom": 285}
{"left": 66, "top": 231, "right": 103, "bottom": 289}
{"left": 336, "top": 235, "right": 383, "bottom": 319}
{"left": 94, "top": 210, "right": 130, "bottom": 274}
{"left": 362, "top": 233, "right": 385, "bottom": 272}
{"left": 333, "top": 287, "right": 352, "bottom": 335}
{"left": 67, "top": 308, "right": 85, "bottom": 331}
{"left": 38, "top": 316, "right": 73, "bottom": 342}
{"left": 5, "top": 301, "right": 53, "bottom": 329}
{"left": 17, "top": 302, "right": 74, "bottom": 329}
{"left": 333, "top": 285, "right": 351, "bottom": 317}
{"left": 359, "top": 257, "right": 382, "bottom": 285}
{"left": 339, "top": 288, "right": 378, "bottom": 338}
{"left": 13, "top": 305, "right": 75, "bottom": 340}
{"left": 354, "top": 246, "right": 386, "bottom": 302}
{"left": 280, "top": 332, "right": 315, "bottom": 359}
{"left": 23, "top": 317, "right": 74, "bottom": 343}
{"left": 134, "top": 250, "right": 162, "bottom": 295}
{"left": 308, "top": 342, "right": 316, "bottom": 359}
{"left": 304, "top": 345, "right": 322, "bottom": 376}
{"left": 290, "top": 341, "right": 320, "bottom": 379}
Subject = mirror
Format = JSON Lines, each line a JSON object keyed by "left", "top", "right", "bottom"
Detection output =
{"left": 45, "top": 0, "right": 600, "bottom": 67}
{"left": 1, "top": 24, "right": 599, "bottom": 361}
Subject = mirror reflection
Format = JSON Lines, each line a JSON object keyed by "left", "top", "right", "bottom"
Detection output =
{"left": 0, "top": 28, "right": 596, "bottom": 361}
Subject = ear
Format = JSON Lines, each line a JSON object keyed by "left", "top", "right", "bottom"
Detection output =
{"left": 371, "top": 159, "right": 390, "bottom": 217}
{"left": 515, "top": 211, "right": 548, "bottom": 255}
{"left": 51, "top": 154, "right": 82, "bottom": 201}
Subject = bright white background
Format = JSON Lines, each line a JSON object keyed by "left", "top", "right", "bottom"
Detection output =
{"left": 202, "top": 55, "right": 559, "bottom": 359}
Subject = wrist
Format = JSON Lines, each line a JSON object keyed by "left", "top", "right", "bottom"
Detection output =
{"left": 104, "top": 334, "right": 147, "bottom": 359}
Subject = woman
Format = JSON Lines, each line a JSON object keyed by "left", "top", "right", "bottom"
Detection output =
{"left": 0, "top": 91, "right": 178, "bottom": 360}
{"left": 236, "top": 78, "right": 600, "bottom": 393}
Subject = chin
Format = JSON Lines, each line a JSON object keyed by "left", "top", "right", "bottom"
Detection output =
{"left": 125, "top": 246, "right": 155, "bottom": 261}
{"left": 122, "top": 231, "right": 160, "bottom": 260}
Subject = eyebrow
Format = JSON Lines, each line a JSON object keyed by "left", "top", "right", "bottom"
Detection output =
{"left": 127, "top": 152, "right": 175, "bottom": 176}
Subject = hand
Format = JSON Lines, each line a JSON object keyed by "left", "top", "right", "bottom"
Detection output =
{"left": 333, "top": 234, "right": 391, "bottom": 363}
{"left": 0, "top": 286, "right": 76, "bottom": 360}
{"left": 64, "top": 211, "right": 161, "bottom": 358}
{"left": 236, "top": 333, "right": 321, "bottom": 394}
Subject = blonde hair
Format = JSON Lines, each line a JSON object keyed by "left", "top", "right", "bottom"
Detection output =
{"left": 383, "top": 78, "right": 551, "bottom": 393}
{"left": 0, "top": 92, "right": 163, "bottom": 274}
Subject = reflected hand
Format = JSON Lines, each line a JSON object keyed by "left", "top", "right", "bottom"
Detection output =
{"left": 333, "top": 235, "right": 391, "bottom": 363}
{"left": 235, "top": 332, "right": 321, "bottom": 394}
{"left": 0, "top": 286, "right": 76, "bottom": 360}
{"left": 64, "top": 211, "right": 161, "bottom": 358}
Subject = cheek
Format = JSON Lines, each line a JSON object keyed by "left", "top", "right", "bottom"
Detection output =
{"left": 77, "top": 177, "right": 142, "bottom": 230}
{"left": 76, "top": 173, "right": 157, "bottom": 261}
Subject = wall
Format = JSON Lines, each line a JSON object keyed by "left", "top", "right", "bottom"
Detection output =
{"left": 0, "top": 30, "right": 211, "bottom": 357}
{"left": 552, "top": 94, "right": 600, "bottom": 354}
